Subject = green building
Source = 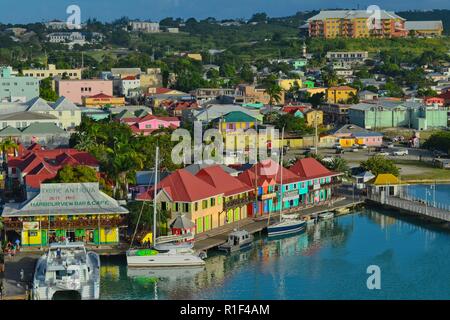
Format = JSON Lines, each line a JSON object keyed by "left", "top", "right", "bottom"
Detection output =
{"left": 349, "top": 101, "right": 449, "bottom": 130}
{"left": 0, "top": 66, "right": 39, "bottom": 102}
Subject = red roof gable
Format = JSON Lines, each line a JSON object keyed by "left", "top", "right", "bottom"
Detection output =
{"left": 137, "top": 169, "right": 221, "bottom": 202}
{"left": 195, "top": 165, "right": 253, "bottom": 196}
{"left": 88, "top": 93, "right": 113, "bottom": 99}
{"left": 240, "top": 159, "right": 300, "bottom": 185}
{"left": 289, "top": 158, "right": 338, "bottom": 180}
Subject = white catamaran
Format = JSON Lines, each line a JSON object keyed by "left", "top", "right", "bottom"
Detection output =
{"left": 267, "top": 127, "right": 306, "bottom": 237}
{"left": 126, "top": 146, "right": 206, "bottom": 267}
{"left": 32, "top": 242, "right": 100, "bottom": 300}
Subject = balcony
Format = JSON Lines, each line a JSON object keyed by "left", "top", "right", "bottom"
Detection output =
{"left": 259, "top": 192, "right": 277, "bottom": 201}
{"left": 3, "top": 217, "right": 128, "bottom": 230}
{"left": 223, "top": 196, "right": 255, "bottom": 211}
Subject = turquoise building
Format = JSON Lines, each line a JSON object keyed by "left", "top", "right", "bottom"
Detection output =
{"left": 0, "top": 66, "right": 39, "bottom": 102}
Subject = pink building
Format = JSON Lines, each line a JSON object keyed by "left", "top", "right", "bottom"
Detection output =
{"left": 120, "top": 114, "right": 180, "bottom": 136}
{"left": 56, "top": 80, "right": 113, "bottom": 105}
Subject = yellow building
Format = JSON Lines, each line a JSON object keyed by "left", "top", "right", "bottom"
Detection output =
{"left": 277, "top": 79, "right": 303, "bottom": 91}
{"left": 22, "top": 64, "right": 82, "bottom": 80}
{"left": 304, "top": 109, "right": 324, "bottom": 126}
{"left": 308, "top": 10, "right": 408, "bottom": 39}
{"left": 1, "top": 183, "right": 128, "bottom": 247}
{"left": 304, "top": 87, "right": 327, "bottom": 96}
{"left": 183, "top": 53, "right": 202, "bottom": 61}
{"left": 82, "top": 93, "right": 126, "bottom": 107}
{"left": 326, "top": 86, "right": 358, "bottom": 104}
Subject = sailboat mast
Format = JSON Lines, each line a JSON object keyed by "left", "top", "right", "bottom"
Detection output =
{"left": 279, "top": 127, "right": 284, "bottom": 222}
{"left": 153, "top": 146, "right": 159, "bottom": 246}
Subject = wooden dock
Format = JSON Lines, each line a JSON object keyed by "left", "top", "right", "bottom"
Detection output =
{"left": 194, "top": 197, "right": 364, "bottom": 251}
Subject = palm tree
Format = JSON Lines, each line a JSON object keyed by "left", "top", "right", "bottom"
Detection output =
{"left": 264, "top": 82, "right": 283, "bottom": 112}
{"left": 327, "top": 157, "right": 349, "bottom": 174}
{"left": 0, "top": 138, "right": 19, "bottom": 166}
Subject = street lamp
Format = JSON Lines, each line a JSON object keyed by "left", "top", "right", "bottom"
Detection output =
{"left": 425, "top": 188, "right": 432, "bottom": 215}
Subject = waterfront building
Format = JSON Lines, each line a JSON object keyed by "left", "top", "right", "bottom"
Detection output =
{"left": 307, "top": 10, "right": 407, "bottom": 39}
{"left": 289, "top": 158, "right": 341, "bottom": 205}
{"left": 56, "top": 79, "right": 113, "bottom": 105}
{"left": 348, "top": 101, "right": 449, "bottom": 130}
{"left": 367, "top": 174, "right": 401, "bottom": 197}
{"left": 1, "top": 182, "right": 128, "bottom": 247}
{"left": 22, "top": 64, "right": 82, "bottom": 80}
{"left": 195, "top": 165, "right": 254, "bottom": 225}
{"left": 136, "top": 168, "right": 225, "bottom": 234}
{"left": 326, "top": 86, "right": 358, "bottom": 104}
{"left": 405, "top": 21, "right": 443, "bottom": 37}
{"left": 0, "top": 66, "right": 39, "bottom": 102}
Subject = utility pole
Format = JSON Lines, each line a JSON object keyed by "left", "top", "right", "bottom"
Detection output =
{"left": 314, "top": 112, "right": 318, "bottom": 155}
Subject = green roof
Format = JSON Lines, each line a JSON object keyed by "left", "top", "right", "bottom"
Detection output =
{"left": 0, "top": 126, "right": 22, "bottom": 136}
{"left": 212, "top": 111, "right": 257, "bottom": 123}
{"left": 21, "top": 123, "right": 66, "bottom": 135}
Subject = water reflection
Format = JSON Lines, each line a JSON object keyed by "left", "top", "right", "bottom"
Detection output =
{"left": 100, "top": 217, "right": 355, "bottom": 300}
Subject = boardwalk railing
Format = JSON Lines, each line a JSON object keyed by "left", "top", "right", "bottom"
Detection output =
{"left": 367, "top": 193, "right": 450, "bottom": 222}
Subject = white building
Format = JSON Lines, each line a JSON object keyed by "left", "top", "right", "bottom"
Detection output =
{"left": 120, "top": 76, "right": 141, "bottom": 97}
{"left": 128, "top": 21, "right": 160, "bottom": 33}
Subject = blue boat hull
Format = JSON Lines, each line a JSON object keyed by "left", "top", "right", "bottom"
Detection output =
{"left": 267, "top": 221, "right": 306, "bottom": 237}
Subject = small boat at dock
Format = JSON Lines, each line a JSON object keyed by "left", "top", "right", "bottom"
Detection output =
{"left": 268, "top": 215, "right": 306, "bottom": 237}
{"left": 218, "top": 230, "right": 254, "bottom": 253}
{"left": 302, "top": 215, "right": 316, "bottom": 225}
{"left": 318, "top": 212, "right": 334, "bottom": 220}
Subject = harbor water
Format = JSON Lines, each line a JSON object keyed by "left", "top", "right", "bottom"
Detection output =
{"left": 99, "top": 207, "right": 450, "bottom": 300}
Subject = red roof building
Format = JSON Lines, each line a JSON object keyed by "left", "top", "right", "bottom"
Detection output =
{"left": 289, "top": 157, "right": 339, "bottom": 180}
{"left": 7, "top": 146, "right": 99, "bottom": 192}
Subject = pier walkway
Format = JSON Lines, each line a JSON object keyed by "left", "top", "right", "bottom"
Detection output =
{"left": 0, "top": 252, "right": 39, "bottom": 300}
{"left": 367, "top": 194, "right": 450, "bottom": 222}
{"left": 194, "top": 196, "right": 363, "bottom": 251}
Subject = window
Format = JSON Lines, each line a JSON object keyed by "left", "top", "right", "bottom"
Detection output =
{"left": 194, "top": 202, "right": 198, "bottom": 211}
{"left": 175, "top": 203, "right": 179, "bottom": 211}
{"left": 202, "top": 200, "right": 208, "bottom": 209}
{"left": 210, "top": 198, "right": 216, "bottom": 206}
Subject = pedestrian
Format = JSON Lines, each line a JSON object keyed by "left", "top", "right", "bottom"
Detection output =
{"left": 20, "top": 268, "right": 24, "bottom": 282}
{"left": 0, "top": 251, "right": 4, "bottom": 273}
{"left": 14, "top": 239, "right": 20, "bottom": 251}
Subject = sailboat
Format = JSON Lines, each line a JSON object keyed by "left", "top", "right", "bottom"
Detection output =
{"left": 267, "top": 127, "right": 306, "bottom": 237}
{"left": 126, "top": 147, "right": 206, "bottom": 267}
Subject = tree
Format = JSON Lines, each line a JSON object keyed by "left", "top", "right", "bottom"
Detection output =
{"left": 48, "top": 165, "right": 99, "bottom": 183}
{"left": 423, "top": 131, "right": 450, "bottom": 153}
{"left": 360, "top": 155, "right": 400, "bottom": 176}
{"left": 325, "top": 157, "right": 349, "bottom": 174}
{"left": 39, "top": 77, "right": 58, "bottom": 101}
{"left": 263, "top": 75, "right": 283, "bottom": 110}
{"left": 0, "top": 138, "right": 18, "bottom": 167}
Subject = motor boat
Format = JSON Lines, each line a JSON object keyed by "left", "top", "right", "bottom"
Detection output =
{"left": 268, "top": 214, "right": 306, "bottom": 237}
{"left": 218, "top": 230, "right": 254, "bottom": 253}
{"left": 318, "top": 212, "right": 334, "bottom": 220}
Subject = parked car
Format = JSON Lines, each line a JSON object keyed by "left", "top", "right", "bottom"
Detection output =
{"left": 358, "top": 144, "right": 368, "bottom": 149}
{"left": 378, "top": 152, "right": 390, "bottom": 156}
{"left": 351, "top": 147, "right": 359, "bottom": 152}
{"left": 392, "top": 149, "right": 408, "bottom": 156}
{"left": 386, "top": 143, "right": 394, "bottom": 148}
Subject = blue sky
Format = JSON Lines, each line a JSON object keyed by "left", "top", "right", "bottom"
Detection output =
{"left": 1, "top": 0, "right": 450, "bottom": 23}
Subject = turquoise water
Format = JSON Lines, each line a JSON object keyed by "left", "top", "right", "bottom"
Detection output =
{"left": 404, "top": 184, "right": 450, "bottom": 206}
{"left": 99, "top": 208, "right": 450, "bottom": 300}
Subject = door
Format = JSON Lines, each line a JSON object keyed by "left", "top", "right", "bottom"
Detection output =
{"left": 227, "top": 210, "right": 233, "bottom": 224}
{"left": 204, "top": 215, "right": 211, "bottom": 231}
{"left": 196, "top": 217, "right": 204, "bottom": 233}
{"left": 234, "top": 208, "right": 240, "bottom": 221}
{"left": 41, "top": 230, "right": 47, "bottom": 246}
